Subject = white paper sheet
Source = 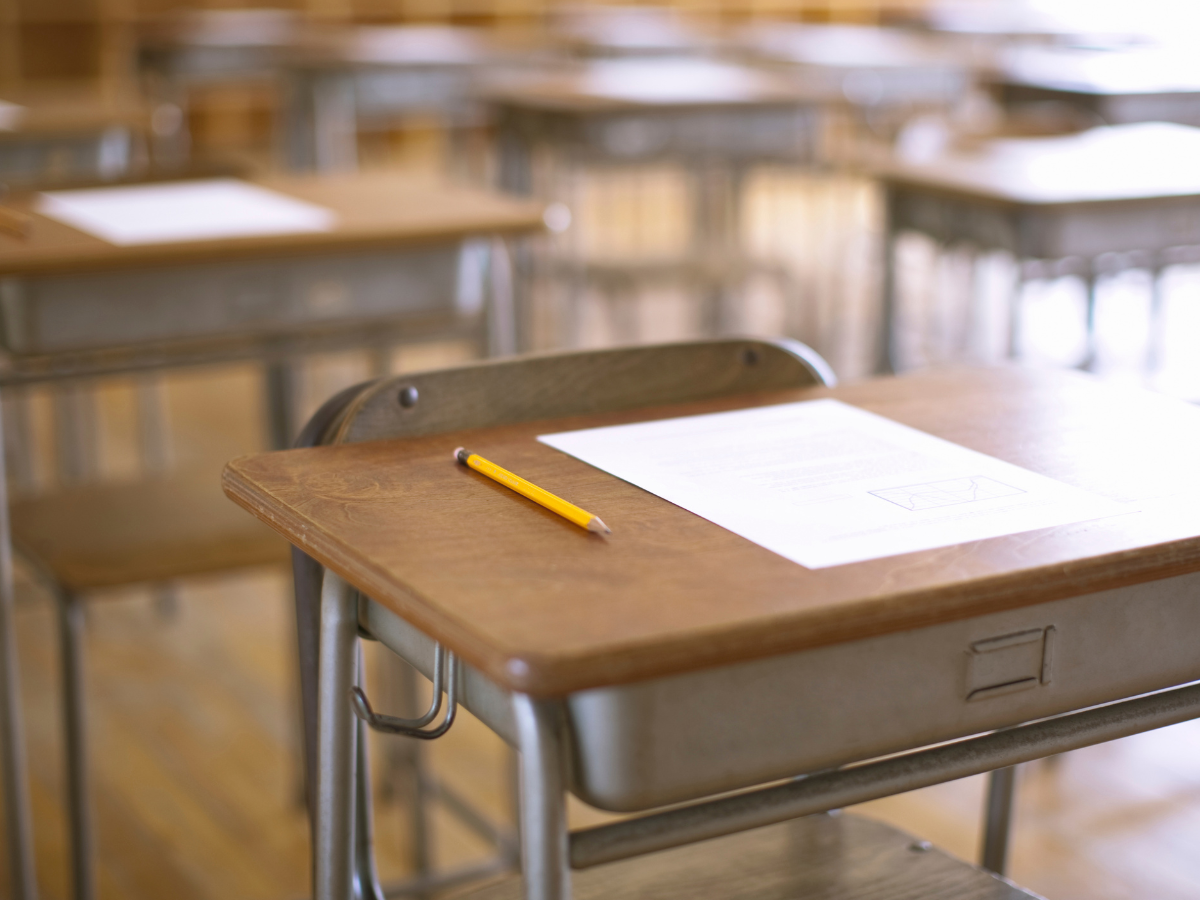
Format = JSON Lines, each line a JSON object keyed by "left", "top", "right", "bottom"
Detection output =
{"left": 580, "top": 60, "right": 772, "bottom": 104}
{"left": 538, "top": 399, "right": 1129, "bottom": 569}
{"left": 0, "top": 100, "right": 25, "bottom": 131}
{"left": 37, "top": 179, "right": 336, "bottom": 246}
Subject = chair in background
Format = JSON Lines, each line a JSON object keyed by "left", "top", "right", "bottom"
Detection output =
{"left": 10, "top": 468, "right": 291, "bottom": 900}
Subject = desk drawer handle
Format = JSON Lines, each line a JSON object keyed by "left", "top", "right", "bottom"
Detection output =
{"left": 350, "top": 645, "right": 459, "bottom": 740}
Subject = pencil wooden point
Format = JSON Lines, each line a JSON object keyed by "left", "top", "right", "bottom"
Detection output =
{"left": 588, "top": 516, "right": 611, "bottom": 535}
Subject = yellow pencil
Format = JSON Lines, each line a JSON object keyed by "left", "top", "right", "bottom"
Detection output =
{"left": 454, "top": 447, "right": 610, "bottom": 534}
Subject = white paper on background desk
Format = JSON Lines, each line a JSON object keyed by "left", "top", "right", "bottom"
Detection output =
{"left": 539, "top": 399, "right": 1129, "bottom": 569}
{"left": 0, "top": 100, "right": 25, "bottom": 131}
{"left": 580, "top": 60, "right": 771, "bottom": 104}
{"left": 37, "top": 178, "right": 336, "bottom": 246}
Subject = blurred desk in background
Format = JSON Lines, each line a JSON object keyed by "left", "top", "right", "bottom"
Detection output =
{"left": 873, "top": 122, "right": 1200, "bottom": 373}
{"left": 898, "top": 0, "right": 1143, "bottom": 48}
{"left": 136, "top": 9, "right": 317, "bottom": 166}
{"left": 0, "top": 86, "right": 152, "bottom": 188}
{"left": 549, "top": 5, "right": 718, "bottom": 59}
{"left": 739, "top": 23, "right": 973, "bottom": 146}
{"left": 492, "top": 59, "right": 820, "bottom": 345}
{"left": 992, "top": 46, "right": 1200, "bottom": 129}
{"left": 0, "top": 172, "right": 544, "bottom": 443}
{"left": 0, "top": 170, "right": 543, "bottom": 899}
{"left": 280, "top": 25, "right": 521, "bottom": 174}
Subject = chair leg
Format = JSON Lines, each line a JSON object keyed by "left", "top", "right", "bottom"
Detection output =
{"left": 512, "top": 695, "right": 569, "bottom": 900}
{"left": 0, "top": 498, "right": 38, "bottom": 900}
{"left": 399, "top": 661, "right": 434, "bottom": 880}
{"left": 354, "top": 651, "right": 385, "bottom": 900}
{"left": 58, "top": 590, "right": 95, "bottom": 900}
{"left": 980, "top": 765, "right": 1017, "bottom": 876}
{"left": 1146, "top": 262, "right": 1167, "bottom": 373}
{"left": 316, "top": 570, "right": 359, "bottom": 900}
{"left": 1080, "top": 266, "right": 1099, "bottom": 371}
{"left": 293, "top": 548, "right": 324, "bottom": 828}
{"left": 877, "top": 190, "right": 899, "bottom": 374}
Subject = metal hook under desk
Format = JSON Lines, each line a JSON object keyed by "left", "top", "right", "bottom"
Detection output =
{"left": 350, "top": 646, "right": 459, "bottom": 740}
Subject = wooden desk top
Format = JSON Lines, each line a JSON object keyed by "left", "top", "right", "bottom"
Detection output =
{"left": 223, "top": 366, "right": 1200, "bottom": 696}
{"left": 551, "top": 6, "right": 716, "bottom": 57}
{"left": 875, "top": 122, "right": 1200, "bottom": 206}
{"left": 0, "top": 86, "right": 150, "bottom": 138}
{"left": 742, "top": 23, "right": 966, "bottom": 73}
{"left": 286, "top": 24, "right": 499, "bottom": 70}
{"left": 913, "top": 1, "right": 1131, "bottom": 42}
{"left": 488, "top": 59, "right": 816, "bottom": 113}
{"left": 0, "top": 173, "right": 545, "bottom": 278}
{"left": 138, "top": 8, "right": 310, "bottom": 51}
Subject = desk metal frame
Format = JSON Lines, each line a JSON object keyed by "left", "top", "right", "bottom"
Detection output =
{"left": 315, "top": 568, "right": 1200, "bottom": 900}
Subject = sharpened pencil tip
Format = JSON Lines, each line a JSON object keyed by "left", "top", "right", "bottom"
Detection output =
{"left": 588, "top": 517, "right": 611, "bottom": 535}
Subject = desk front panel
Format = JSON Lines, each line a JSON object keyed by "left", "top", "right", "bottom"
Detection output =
{"left": 1000, "top": 83, "right": 1200, "bottom": 130}
{"left": 496, "top": 104, "right": 819, "bottom": 166}
{"left": 0, "top": 243, "right": 468, "bottom": 355}
{"left": 571, "top": 571, "right": 1200, "bottom": 810}
{"left": 363, "top": 570, "right": 1200, "bottom": 812}
{"left": 889, "top": 185, "right": 1200, "bottom": 260}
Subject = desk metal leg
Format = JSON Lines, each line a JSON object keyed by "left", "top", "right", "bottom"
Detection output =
{"left": 488, "top": 238, "right": 518, "bottom": 358}
{"left": 284, "top": 70, "right": 358, "bottom": 173}
{"left": 316, "top": 571, "right": 359, "bottom": 900}
{"left": 265, "top": 362, "right": 302, "bottom": 451}
{"left": 134, "top": 375, "right": 172, "bottom": 473}
{"left": 512, "top": 695, "right": 569, "bottom": 900}
{"left": 354, "top": 655, "right": 386, "bottom": 900}
{"left": 312, "top": 73, "right": 359, "bottom": 175}
{"left": 53, "top": 383, "right": 98, "bottom": 485}
{"left": 377, "top": 654, "right": 434, "bottom": 879}
{"left": 1081, "top": 265, "right": 1099, "bottom": 371}
{"left": 0, "top": 408, "right": 38, "bottom": 900}
{"left": 981, "top": 765, "right": 1017, "bottom": 876}
{"left": 58, "top": 591, "right": 94, "bottom": 900}
{"left": 3, "top": 391, "right": 37, "bottom": 493}
{"left": 1008, "top": 261, "right": 1027, "bottom": 360}
{"left": 1146, "top": 261, "right": 1167, "bottom": 373}
{"left": 692, "top": 164, "right": 741, "bottom": 336}
{"left": 877, "top": 191, "right": 898, "bottom": 374}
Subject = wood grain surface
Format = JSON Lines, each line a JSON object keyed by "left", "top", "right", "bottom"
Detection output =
{"left": 0, "top": 173, "right": 545, "bottom": 277}
{"left": 223, "top": 366, "right": 1200, "bottom": 696}
{"left": 446, "top": 813, "right": 1042, "bottom": 900}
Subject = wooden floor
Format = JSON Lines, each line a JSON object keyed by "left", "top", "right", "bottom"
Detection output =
{"left": 7, "top": 553, "right": 1200, "bottom": 900}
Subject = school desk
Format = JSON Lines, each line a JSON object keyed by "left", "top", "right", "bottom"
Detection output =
{"left": 872, "top": 121, "right": 1200, "bottom": 372}
{"left": 225, "top": 360, "right": 1200, "bottom": 899}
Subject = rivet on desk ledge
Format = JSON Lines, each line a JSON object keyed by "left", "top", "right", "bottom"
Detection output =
{"left": 398, "top": 386, "right": 419, "bottom": 408}
{"left": 741, "top": 348, "right": 760, "bottom": 366}
{"left": 909, "top": 840, "right": 932, "bottom": 853}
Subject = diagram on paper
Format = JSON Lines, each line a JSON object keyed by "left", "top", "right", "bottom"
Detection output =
{"left": 870, "top": 476, "right": 1025, "bottom": 511}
